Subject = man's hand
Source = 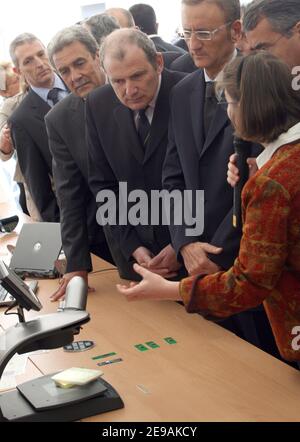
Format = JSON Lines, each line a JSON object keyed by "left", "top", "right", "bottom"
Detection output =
{"left": 50, "top": 270, "right": 93, "bottom": 302}
{"left": 148, "top": 244, "right": 181, "bottom": 278}
{"left": 117, "top": 263, "right": 180, "bottom": 302}
{"left": 0, "top": 125, "right": 13, "bottom": 155}
{"left": 132, "top": 246, "right": 153, "bottom": 266}
{"left": 181, "top": 242, "right": 222, "bottom": 276}
{"left": 227, "top": 153, "right": 258, "bottom": 187}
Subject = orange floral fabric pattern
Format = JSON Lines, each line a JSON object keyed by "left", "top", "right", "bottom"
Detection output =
{"left": 180, "top": 143, "right": 300, "bottom": 361}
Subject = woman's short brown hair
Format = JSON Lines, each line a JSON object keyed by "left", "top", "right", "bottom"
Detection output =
{"left": 219, "top": 51, "right": 300, "bottom": 143}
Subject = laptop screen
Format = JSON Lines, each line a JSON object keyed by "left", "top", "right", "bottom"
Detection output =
{"left": 10, "top": 223, "right": 62, "bottom": 274}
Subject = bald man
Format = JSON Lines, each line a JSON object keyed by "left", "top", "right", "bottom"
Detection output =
{"left": 105, "top": 7, "right": 135, "bottom": 28}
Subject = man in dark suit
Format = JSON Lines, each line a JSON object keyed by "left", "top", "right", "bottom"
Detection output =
{"left": 129, "top": 3, "right": 186, "bottom": 54}
{"left": 169, "top": 52, "right": 197, "bottom": 73}
{"left": 45, "top": 26, "right": 113, "bottom": 301}
{"left": 164, "top": 0, "right": 242, "bottom": 279}
{"left": 163, "top": 0, "right": 268, "bottom": 347}
{"left": 86, "top": 29, "right": 185, "bottom": 281}
{"left": 8, "top": 33, "right": 69, "bottom": 221}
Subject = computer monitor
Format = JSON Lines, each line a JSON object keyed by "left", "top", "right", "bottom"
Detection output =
{"left": 0, "top": 260, "right": 42, "bottom": 311}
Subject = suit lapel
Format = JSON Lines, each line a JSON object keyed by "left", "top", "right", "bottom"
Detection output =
{"left": 69, "top": 94, "right": 85, "bottom": 124}
{"left": 143, "top": 72, "right": 169, "bottom": 164}
{"left": 190, "top": 71, "right": 205, "bottom": 158}
{"left": 114, "top": 104, "right": 144, "bottom": 164}
{"left": 28, "top": 89, "right": 51, "bottom": 121}
{"left": 189, "top": 72, "right": 230, "bottom": 160}
{"left": 200, "top": 101, "right": 229, "bottom": 159}
{"left": 68, "top": 95, "right": 88, "bottom": 175}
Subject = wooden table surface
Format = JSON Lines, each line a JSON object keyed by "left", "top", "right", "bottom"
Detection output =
{"left": 1, "top": 204, "right": 300, "bottom": 421}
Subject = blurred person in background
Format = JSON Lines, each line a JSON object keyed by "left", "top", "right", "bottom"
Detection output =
{"left": 129, "top": 3, "right": 186, "bottom": 53}
{"left": 105, "top": 7, "right": 135, "bottom": 28}
{"left": 83, "top": 13, "right": 120, "bottom": 45}
{"left": 0, "top": 61, "right": 40, "bottom": 219}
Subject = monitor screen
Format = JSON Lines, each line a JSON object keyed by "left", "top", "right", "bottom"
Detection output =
{"left": 0, "top": 260, "right": 42, "bottom": 311}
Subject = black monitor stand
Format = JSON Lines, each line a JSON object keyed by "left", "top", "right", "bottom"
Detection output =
{"left": 0, "top": 277, "right": 124, "bottom": 421}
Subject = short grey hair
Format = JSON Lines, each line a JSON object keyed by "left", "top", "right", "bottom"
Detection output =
{"left": 99, "top": 28, "right": 157, "bottom": 70}
{"left": 244, "top": 0, "right": 300, "bottom": 37}
{"left": 48, "top": 25, "right": 99, "bottom": 67}
{"left": 9, "top": 33, "right": 40, "bottom": 67}
{"left": 84, "top": 13, "right": 120, "bottom": 45}
{"left": 181, "top": 0, "right": 241, "bottom": 23}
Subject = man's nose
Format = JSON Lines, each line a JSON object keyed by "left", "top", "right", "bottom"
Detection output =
{"left": 189, "top": 32, "right": 203, "bottom": 50}
{"left": 35, "top": 57, "right": 45, "bottom": 68}
{"left": 125, "top": 81, "right": 137, "bottom": 97}
{"left": 71, "top": 68, "right": 82, "bottom": 83}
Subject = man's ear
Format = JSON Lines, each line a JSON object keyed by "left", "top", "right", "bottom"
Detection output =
{"left": 156, "top": 52, "right": 164, "bottom": 74}
{"left": 231, "top": 20, "right": 242, "bottom": 44}
{"left": 294, "top": 21, "right": 300, "bottom": 38}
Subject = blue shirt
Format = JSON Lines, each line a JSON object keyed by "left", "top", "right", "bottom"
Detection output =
{"left": 31, "top": 73, "right": 68, "bottom": 107}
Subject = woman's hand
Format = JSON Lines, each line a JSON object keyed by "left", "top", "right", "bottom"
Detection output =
{"left": 116, "top": 263, "right": 180, "bottom": 302}
{"left": 227, "top": 153, "right": 258, "bottom": 187}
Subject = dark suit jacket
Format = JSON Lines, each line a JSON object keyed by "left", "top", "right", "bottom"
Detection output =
{"left": 170, "top": 52, "right": 197, "bottom": 74}
{"left": 172, "top": 38, "right": 189, "bottom": 52}
{"left": 161, "top": 51, "right": 182, "bottom": 69}
{"left": 9, "top": 88, "right": 59, "bottom": 222}
{"left": 86, "top": 69, "right": 185, "bottom": 279}
{"left": 45, "top": 93, "right": 110, "bottom": 273}
{"left": 151, "top": 36, "right": 186, "bottom": 54}
{"left": 163, "top": 69, "right": 261, "bottom": 270}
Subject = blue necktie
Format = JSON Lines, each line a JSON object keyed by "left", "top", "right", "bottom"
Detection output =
{"left": 47, "top": 87, "right": 61, "bottom": 106}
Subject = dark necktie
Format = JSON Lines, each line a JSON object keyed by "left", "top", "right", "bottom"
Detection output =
{"left": 203, "top": 81, "right": 218, "bottom": 138}
{"left": 137, "top": 108, "right": 150, "bottom": 148}
{"left": 47, "top": 87, "right": 60, "bottom": 106}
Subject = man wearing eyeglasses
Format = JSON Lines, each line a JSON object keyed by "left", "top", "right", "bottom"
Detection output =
{"left": 244, "top": 0, "right": 300, "bottom": 68}
{"left": 163, "top": 0, "right": 266, "bottom": 346}
{"left": 234, "top": 0, "right": 300, "bottom": 369}
{"left": 228, "top": 0, "right": 300, "bottom": 189}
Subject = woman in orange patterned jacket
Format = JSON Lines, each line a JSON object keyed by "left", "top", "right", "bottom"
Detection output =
{"left": 117, "top": 51, "right": 300, "bottom": 362}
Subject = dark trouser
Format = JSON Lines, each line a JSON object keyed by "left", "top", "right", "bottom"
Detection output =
{"left": 17, "top": 183, "right": 29, "bottom": 215}
{"left": 90, "top": 241, "right": 114, "bottom": 266}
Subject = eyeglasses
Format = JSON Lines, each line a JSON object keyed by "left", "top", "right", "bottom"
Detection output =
{"left": 217, "top": 99, "right": 239, "bottom": 111}
{"left": 217, "top": 100, "right": 238, "bottom": 106}
{"left": 178, "top": 22, "right": 232, "bottom": 41}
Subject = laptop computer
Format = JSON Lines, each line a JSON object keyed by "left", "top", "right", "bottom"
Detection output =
{"left": 9, "top": 223, "right": 62, "bottom": 278}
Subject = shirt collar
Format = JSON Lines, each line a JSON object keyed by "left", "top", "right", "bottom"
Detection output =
{"left": 204, "top": 49, "right": 237, "bottom": 101}
{"left": 31, "top": 73, "right": 67, "bottom": 101}
{"left": 256, "top": 122, "right": 300, "bottom": 169}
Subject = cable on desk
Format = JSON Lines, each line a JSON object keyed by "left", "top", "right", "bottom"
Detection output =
{"left": 90, "top": 268, "right": 118, "bottom": 276}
